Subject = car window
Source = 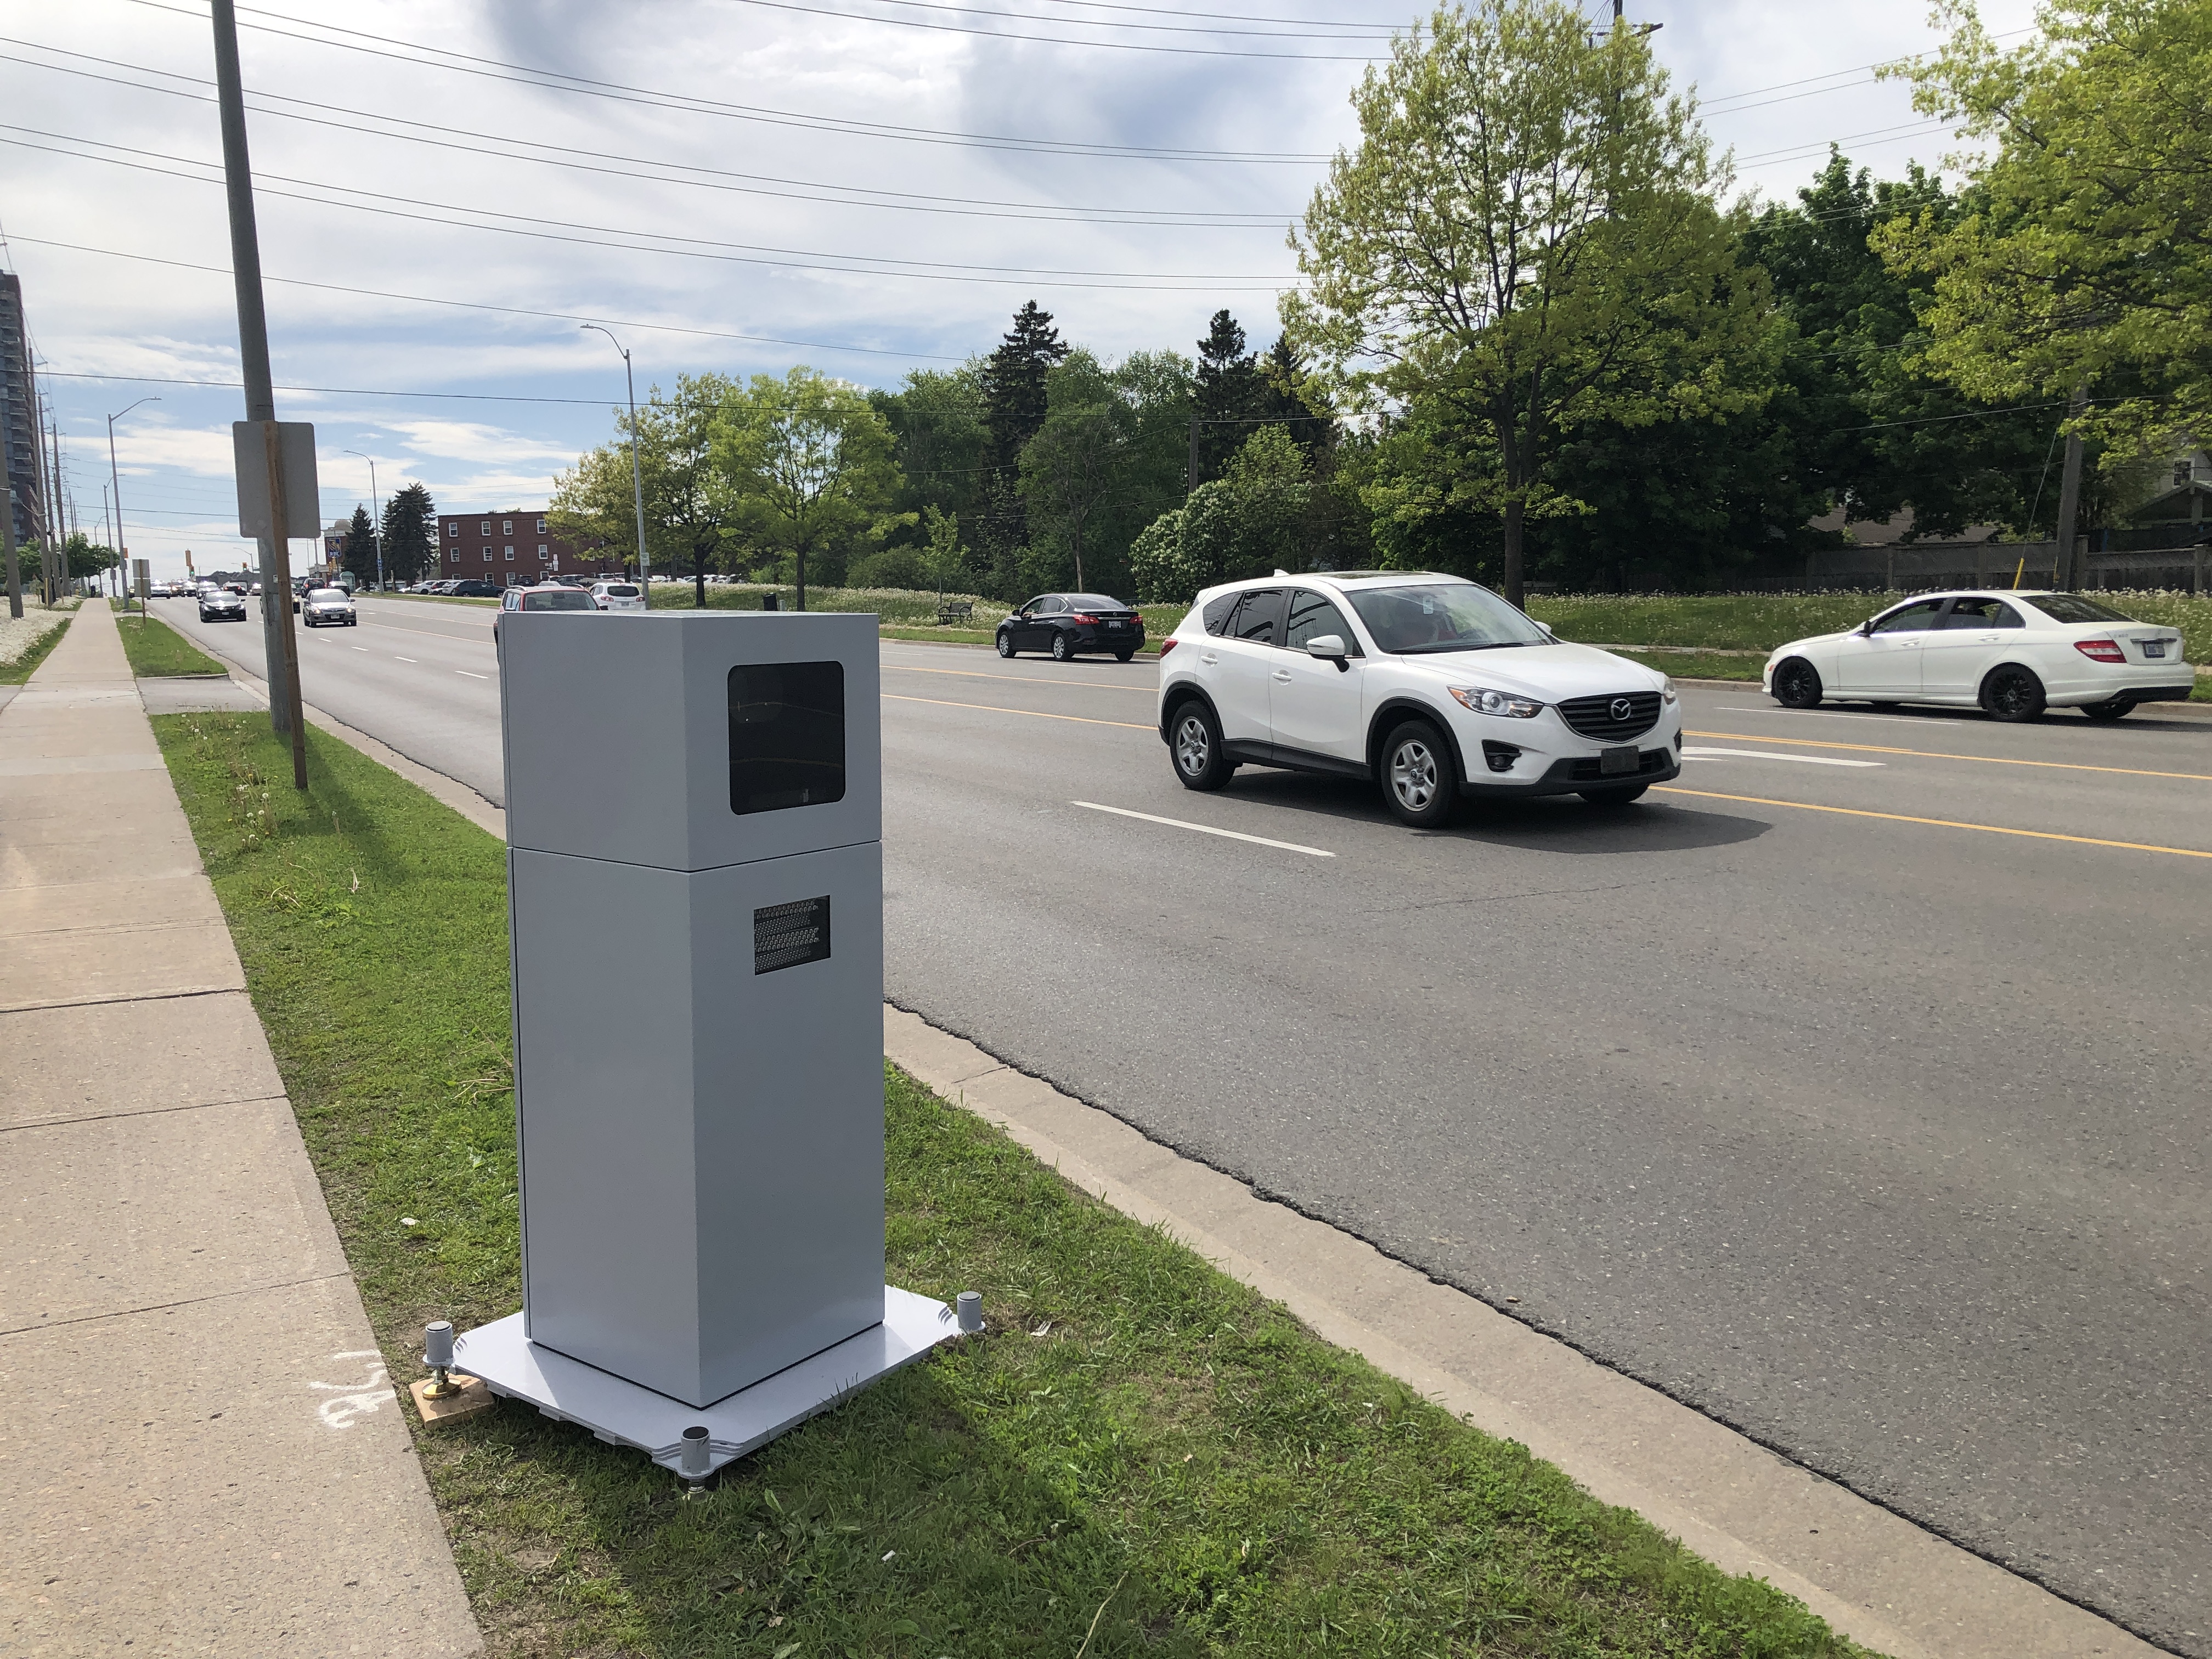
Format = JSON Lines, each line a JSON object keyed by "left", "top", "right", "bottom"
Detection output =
{"left": 1066, "top": 594, "right": 1125, "bottom": 611}
{"left": 1868, "top": 599, "right": 1947, "bottom": 634}
{"left": 1285, "top": 589, "right": 1359, "bottom": 655}
{"left": 306, "top": 589, "right": 347, "bottom": 602}
{"left": 1943, "top": 597, "right": 2024, "bottom": 629}
{"left": 525, "top": 590, "right": 596, "bottom": 611}
{"left": 1226, "top": 589, "right": 1284, "bottom": 646}
{"left": 1200, "top": 594, "right": 1240, "bottom": 636}
{"left": 1032, "top": 596, "right": 1063, "bottom": 616}
{"left": 1345, "top": 583, "right": 1547, "bottom": 654}
{"left": 2025, "top": 593, "right": 2135, "bottom": 625}
{"left": 602, "top": 584, "right": 639, "bottom": 598}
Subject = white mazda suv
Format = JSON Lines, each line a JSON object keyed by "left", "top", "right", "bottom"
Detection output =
{"left": 1763, "top": 590, "right": 2195, "bottom": 721}
{"left": 1156, "top": 573, "right": 1683, "bottom": 827}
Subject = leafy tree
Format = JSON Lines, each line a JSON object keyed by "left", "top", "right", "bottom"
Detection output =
{"left": 976, "top": 302, "right": 1069, "bottom": 591}
{"left": 1193, "top": 310, "right": 1265, "bottom": 484}
{"left": 872, "top": 368, "right": 990, "bottom": 558}
{"left": 380, "top": 482, "right": 436, "bottom": 584}
{"left": 1286, "top": 0, "right": 1775, "bottom": 603}
{"left": 62, "top": 531, "right": 117, "bottom": 581}
{"left": 1128, "top": 426, "right": 1314, "bottom": 601}
{"left": 919, "top": 505, "right": 969, "bottom": 598}
{"left": 340, "top": 504, "right": 378, "bottom": 585}
{"left": 1878, "top": 0, "right": 2212, "bottom": 469}
{"left": 552, "top": 373, "right": 742, "bottom": 606}
{"left": 710, "top": 367, "right": 905, "bottom": 610}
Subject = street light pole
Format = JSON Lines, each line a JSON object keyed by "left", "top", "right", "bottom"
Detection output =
{"left": 108, "top": 396, "right": 159, "bottom": 613}
{"left": 344, "top": 449, "right": 383, "bottom": 592}
{"left": 581, "top": 325, "right": 649, "bottom": 601}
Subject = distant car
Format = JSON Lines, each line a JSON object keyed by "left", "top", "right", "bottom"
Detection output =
{"left": 249, "top": 582, "right": 263, "bottom": 596}
{"left": 301, "top": 586, "right": 357, "bottom": 628}
{"left": 448, "top": 579, "right": 501, "bottom": 598}
{"left": 199, "top": 586, "right": 247, "bottom": 623}
{"left": 996, "top": 593, "right": 1147, "bottom": 662}
{"left": 1765, "top": 589, "right": 2198, "bottom": 722}
{"left": 590, "top": 580, "right": 645, "bottom": 613}
{"left": 225, "top": 583, "right": 247, "bottom": 595}
{"left": 494, "top": 582, "right": 599, "bottom": 639}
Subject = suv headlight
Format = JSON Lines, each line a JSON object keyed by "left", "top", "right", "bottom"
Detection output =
{"left": 1660, "top": 676, "right": 1678, "bottom": 704}
{"left": 1449, "top": 686, "right": 1543, "bottom": 718}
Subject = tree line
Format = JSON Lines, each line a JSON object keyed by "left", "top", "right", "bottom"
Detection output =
{"left": 545, "top": 0, "right": 2209, "bottom": 607}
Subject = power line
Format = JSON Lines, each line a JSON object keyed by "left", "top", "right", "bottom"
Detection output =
{"left": 0, "top": 42, "right": 1302, "bottom": 228}
{"left": 8, "top": 234, "right": 972, "bottom": 364}
{"left": 737, "top": 0, "right": 1397, "bottom": 42}
{"left": 719, "top": 0, "right": 1386, "bottom": 55}
{"left": 118, "top": 0, "right": 1335, "bottom": 163}
{"left": 2, "top": 128, "right": 1302, "bottom": 291}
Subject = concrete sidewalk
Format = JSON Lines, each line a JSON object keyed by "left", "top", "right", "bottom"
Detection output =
{"left": 0, "top": 599, "right": 478, "bottom": 1656}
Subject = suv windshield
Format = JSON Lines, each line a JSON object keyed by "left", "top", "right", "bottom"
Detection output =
{"left": 2026, "top": 593, "right": 2135, "bottom": 625}
{"left": 1346, "top": 583, "right": 1549, "bottom": 654}
{"left": 524, "top": 589, "right": 595, "bottom": 611}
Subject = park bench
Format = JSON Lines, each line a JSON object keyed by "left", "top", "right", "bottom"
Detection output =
{"left": 937, "top": 600, "right": 974, "bottom": 626}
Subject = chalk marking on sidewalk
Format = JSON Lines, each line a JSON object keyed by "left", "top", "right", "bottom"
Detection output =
{"left": 1073, "top": 799, "right": 1335, "bottom": 857}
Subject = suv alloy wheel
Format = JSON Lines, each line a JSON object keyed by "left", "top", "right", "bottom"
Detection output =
{"left": 1380, "top": 719, "right": 1456, "bottom": 828}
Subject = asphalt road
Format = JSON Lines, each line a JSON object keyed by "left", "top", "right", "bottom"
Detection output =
{"left": 165, "top": 593, "right": 2212, "bottom": 1652}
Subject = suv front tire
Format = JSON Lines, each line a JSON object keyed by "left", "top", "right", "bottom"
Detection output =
{"left": 1380, "top": 719, "right": 1457, "bottom": 828}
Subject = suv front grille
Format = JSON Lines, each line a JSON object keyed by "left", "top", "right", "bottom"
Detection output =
{"left": 1557, "top": 691, "right": 1662, "bottom": 742}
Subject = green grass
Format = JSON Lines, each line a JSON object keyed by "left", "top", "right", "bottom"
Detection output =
{"left": 150, "top": 712, "right": 1872, "bottom": 1659}
{"left": 114, "top": 610, "right": 227, "bottom": 677}
{"left": 0, "top": 610, "right": 72, "bottom": 684}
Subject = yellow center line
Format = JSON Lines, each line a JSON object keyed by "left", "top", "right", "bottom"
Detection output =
{"left": 884, "top": 662, "right": 1154, "bottom": 692}
{"left": 1655, "top": 786, "right": 2212, "bottom": 860}
{"left": 883, "top": 692, "right": 1155, "bottom": 731}
{"left": 1685, "top": 729, "right": 2212, "bottom": 782}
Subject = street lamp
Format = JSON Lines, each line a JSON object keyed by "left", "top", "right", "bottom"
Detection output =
{"left": 343, "top": 449, "right": 383, "bottom": 592}
{"left": 107, "top": 396, "right": 160, "bottom": 611}
{"left": 580, "top": 325, "right": 649, "bottom": 599}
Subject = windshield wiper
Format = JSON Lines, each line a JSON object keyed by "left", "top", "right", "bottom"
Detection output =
{"left": 1394, "top": 639, "right": 1533, "bottom": 654}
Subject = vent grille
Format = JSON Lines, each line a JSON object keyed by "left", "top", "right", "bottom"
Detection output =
{"left": 754, "top": 896, "right": 831, "bottom": 974}
{"left": 1557, "top": 691, "right": 1662, "bottom": 742}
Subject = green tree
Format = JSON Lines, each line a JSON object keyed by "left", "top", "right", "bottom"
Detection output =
{"left": 62, "top": 531, "right": 117, "bottom": 582}
{"left": 1286, "top": 0, "right": 1774, "bottom": 603}
{"left": 552, "top": 373, "right": 741, "bottom": 607}
{"left": 1019, "top": 398, "right": 1129, "bottom": 593}
{"left": 1878, "top": 0, "right": 2212, "bottom": 467}
{"left": 340, "top": 504, "right": 377, "bottom": 585}
{"left": 710, "top": 367, "right": 905, "bottom": 611}
{"left": 1127, "top": 426, "right": 1315, "bottom": 601}
{"left": 872, "top": 368, "right": 990, "bottom": 563}
{"left": 976, "top": 302, "right": 1069, "bottom": 592}
{"left": 380, "top": 482, "right": 436, "bottom": 585}
{"left": 1192, "top": 310, "right": 1265, "bottom": 485}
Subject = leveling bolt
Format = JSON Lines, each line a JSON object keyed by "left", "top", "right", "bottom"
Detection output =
{"left": 421, "top": 1321, "right": 462, "bottom": 1400}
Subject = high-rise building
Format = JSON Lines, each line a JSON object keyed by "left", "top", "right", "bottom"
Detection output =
{"left": 0, "top": 271, "right": 47, "bottom": 550}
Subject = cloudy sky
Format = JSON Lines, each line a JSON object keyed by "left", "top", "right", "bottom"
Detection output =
{"left": 3, "top": 0, "right": 2039, "bottom": 578}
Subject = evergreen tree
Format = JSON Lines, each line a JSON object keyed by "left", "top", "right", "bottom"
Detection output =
{"left": 976, "top": 302, "right": 1068, "bottom": 592}
{"left": 340, "top": 505, "right": 378, "bottom": 585}
{"left": 381, "top": 482, "right": 436, "bottom": 584}
{"left": 1192, "top": 310, "right": 1263, "bottom": 486}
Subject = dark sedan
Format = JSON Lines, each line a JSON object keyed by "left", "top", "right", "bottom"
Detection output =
{"left": 198, "top": 587, "right": 247, "bottom": 622}
{"left": 450, "top": 579, "right": 503, "bottom": 597}
{"left": 996, "top": 593, "right": 1146, "bottom": 662}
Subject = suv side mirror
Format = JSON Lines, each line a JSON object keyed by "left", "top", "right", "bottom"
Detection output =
{"left": 1305, "top": 634, "right": 1347, "bottom": 659}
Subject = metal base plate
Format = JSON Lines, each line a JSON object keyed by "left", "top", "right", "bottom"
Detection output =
{"left": 452, "top": 1287, "right": 962, "bottom": 1479}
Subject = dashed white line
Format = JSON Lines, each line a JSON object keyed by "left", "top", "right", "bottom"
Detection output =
{"left": 1072, "top": 800, "right": 1335, "bottom": 857}
{"left": 456, "top": 670, "right": 488, "bottom": 680}
{"left": 1683, "top": 746, "right": 1884, "bottom": 769}
{"left": 394, "top": 656, "right": 417, "bottom": 663}
{"left": 1717, "top": 705, "right": 1903, "bottom": 723}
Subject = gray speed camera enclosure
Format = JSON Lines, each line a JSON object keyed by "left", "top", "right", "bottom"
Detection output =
{"left": 469, "top": 611, "right": 947, "bottom": 1433}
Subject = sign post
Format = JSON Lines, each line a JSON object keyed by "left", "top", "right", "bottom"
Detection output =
{"left": 234, "top": 419, "right": 315, "bottom": 789}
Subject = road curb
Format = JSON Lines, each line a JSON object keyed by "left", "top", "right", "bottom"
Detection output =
{"left": 881, "top": 1005, "right": 2167, "bottom": 1659}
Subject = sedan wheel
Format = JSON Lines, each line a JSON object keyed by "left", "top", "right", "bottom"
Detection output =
{"left": 2080, "top": 699, "right": 2134, "bottom": 721}
{"left": 1772, "top": 658, "right": 1822, "bottom": 709}
{"left": 1170, "top": 702, "right": 1232, "bottom": 791}
{"left": 996, "top": 631, "right": 1015, "bottom": 658}
{"left": 1051, "top": 632, "right": 1073, "bottom": 662}
{"left": 1981, "top": 665, "right": 2046, "bottom": 723}
{"left": 1381, "top": 720, "right": 1456, "bottom": 828}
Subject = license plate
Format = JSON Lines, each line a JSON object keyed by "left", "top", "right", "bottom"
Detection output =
{"left": 1107, "top": 622, "right": 1126, "bottom": 631}
{"left": 1599, "top": 745, "right": 1640, "bottom": 776}
{"left": 2143, "top": 640, "right": 2166, "bottom": 658}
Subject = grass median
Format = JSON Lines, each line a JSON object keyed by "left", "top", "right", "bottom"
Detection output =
{"left": 112, "top": 606, "right": 228, "bottom": 676}
{"left": 151, "top": 710, "right": 1870, "bottom": 1659}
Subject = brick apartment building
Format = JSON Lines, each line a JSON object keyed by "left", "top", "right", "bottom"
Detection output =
{"left": 437, "top": 508, "right": 619, "bottom": 582}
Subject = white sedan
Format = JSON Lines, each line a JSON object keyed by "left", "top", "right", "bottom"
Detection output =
{"left": 1764, "top": 590, "right": 2196, "bottom": 722}
{"left": 301, "top": 586, "right": 358, "bottom": 628}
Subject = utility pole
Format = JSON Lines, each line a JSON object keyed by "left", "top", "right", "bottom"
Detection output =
{"left": 211, "top": 0, "right": 307, "bottom": 788}
{"left": 581, "top": 325, "right": 650, "bottom": 600}
{"left": 40, "top": 397, "right": 61, "bottom": 605}
{"left": 3, "top": 486, "right": 21, "bottom": 620}
{"left": 2051, "top": 381, "right": 2088, "bottom": 591}
{"left": 108, "top": 397, "right": 158, "bottom": 613}
{"left": 344, "top": 449, "right": 383, "bottom": 591}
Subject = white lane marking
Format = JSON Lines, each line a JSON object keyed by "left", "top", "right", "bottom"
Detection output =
{"left": 1073, "top": 799, "right": 1335, "bottom": 857}
{"left": 1683, "top": 746, "right": 1885, "bottom": 769}
{"left": 394, "top": 656, "right": 418, "bottom": 663}
{"left": 351, "top": 646, "right": 368, "bottom": 652}
{"left": 456, "top": 670, "right": 488, "bottom": 680}
{"left": 1717, "top": 705, "right": 1908, "bottom": 723}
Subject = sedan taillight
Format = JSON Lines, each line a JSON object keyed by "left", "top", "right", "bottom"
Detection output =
{"left": 1069, "top": 612, "right": 1099, "bottom": 624}
{"left": 2074, "top": 639, "right": 2128, "bottom": 663}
